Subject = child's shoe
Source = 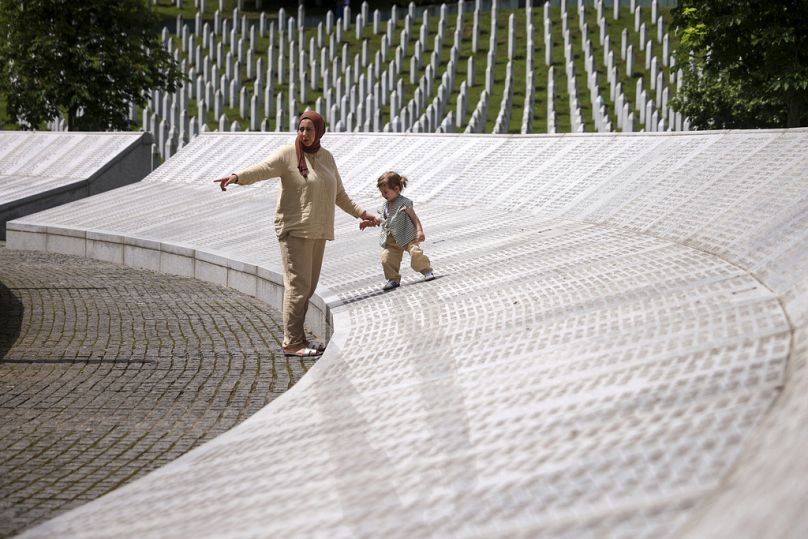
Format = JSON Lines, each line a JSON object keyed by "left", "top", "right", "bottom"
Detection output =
{"left": 422, "top": 271, "right": 435, "bottom": 282}
{"left": 382, "top": 279, "right": 400, "bottom": 291}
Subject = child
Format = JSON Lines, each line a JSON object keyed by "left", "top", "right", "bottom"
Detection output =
{"left": 360, "top": 171, "right": 435, "bottom": 291}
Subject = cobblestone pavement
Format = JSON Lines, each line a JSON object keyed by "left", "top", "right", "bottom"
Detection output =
{"left": 0, "top": 243, "right": 312, "bottom": 538}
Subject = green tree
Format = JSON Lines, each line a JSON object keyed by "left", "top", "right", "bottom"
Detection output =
{"left": 671, "top": 0, "right": 808, "bottom": 129}
{"left": 0, "top": 0, "right": 183, "bottom": 131}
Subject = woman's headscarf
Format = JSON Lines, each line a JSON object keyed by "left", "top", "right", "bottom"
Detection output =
{"left": 295, "top": 111, "right": 326, "bottom": 178}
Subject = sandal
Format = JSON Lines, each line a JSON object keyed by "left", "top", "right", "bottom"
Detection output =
{"left": 283, "top": 346, "right": 324, "bottom": 357}
{"left": 306, "top": 341, "right": 326, "bottom": 352}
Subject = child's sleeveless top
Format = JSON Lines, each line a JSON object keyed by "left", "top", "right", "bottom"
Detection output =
{"left": 380, "top": 195, "right": 416, "bottom": 247}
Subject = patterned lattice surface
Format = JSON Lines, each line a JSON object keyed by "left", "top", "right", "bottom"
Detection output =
{"left": 0, "top": 132, "right": 145, "bottom": 206}
{"left": 11, "top": 129, "right": 808, "bottom": 538}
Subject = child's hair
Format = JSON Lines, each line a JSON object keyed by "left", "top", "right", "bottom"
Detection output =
{"left": 377, "top": 171, "right": 408, "bottom": 191}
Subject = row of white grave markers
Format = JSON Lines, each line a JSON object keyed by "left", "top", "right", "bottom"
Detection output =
{"left": 520, "top": 2, "right": 535, "bottom": 134}
{"left": 159, "top": 2, "right": 516, "bottom": 139}
{"left": 465, "top": 0, "right": 681, "bottom": 135}
{"left": 547, "top": 66, "right": 557, "bottom": 133}
{"left": 561, "top": 8, "right": 585, "bottom": 132}
{"left": 577, "top": 0, "right": 685, "bottom": 133}
{"left": 46, "top": 0, "right": 689, "bottom": 145}
{"left": 164, "top": 3, "right": 395, "bottom": 155}
{"left": 79, "top": 1, "right": 584, "bottom": 141}
{"left": 413, "top": 4, "right": 458, "bottom": 133}
{"left": 463, "top": 0, "right": 500, "bottom": 133}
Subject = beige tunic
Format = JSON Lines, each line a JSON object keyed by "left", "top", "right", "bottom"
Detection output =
{"left": 235, "top": 144, "right": 364, "bottom": 240}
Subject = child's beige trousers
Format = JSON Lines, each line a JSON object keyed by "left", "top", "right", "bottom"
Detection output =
{"left": 382, "top": 235, "right": 432, "bottom": 281}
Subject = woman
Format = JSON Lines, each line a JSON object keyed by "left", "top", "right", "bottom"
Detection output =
{"left": 214, "top": 111, "right": 378, "bottom": 357}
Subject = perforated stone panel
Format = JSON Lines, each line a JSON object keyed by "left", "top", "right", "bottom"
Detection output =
{"left": 9, "top": 129, "right": 808, "bottom": 538}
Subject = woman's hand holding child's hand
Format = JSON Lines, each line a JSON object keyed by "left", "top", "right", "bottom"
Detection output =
{"left": 359, "top": 219, "right": 377, "bottom": 230}
{"left": 359, "top": 211, "right": 380, "bottom": 230}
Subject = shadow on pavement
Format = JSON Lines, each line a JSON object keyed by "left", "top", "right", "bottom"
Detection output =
{"left": 336, "top": 274, "right": 447, "bottom": 307}
{"left": 0, "top": 279, "right": 23, "bottom": 360}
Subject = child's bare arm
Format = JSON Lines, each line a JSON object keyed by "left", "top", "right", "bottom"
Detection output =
{"left": 404, "top": 207, "right": 426, "bottom": 242}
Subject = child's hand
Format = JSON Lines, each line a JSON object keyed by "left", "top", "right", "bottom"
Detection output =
{"left": 417, "top": 231, "right": 426, "bottom": 242}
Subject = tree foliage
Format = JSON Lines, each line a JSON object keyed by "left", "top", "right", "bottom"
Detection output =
{"left": 0, "top": 0, "right": 184, "bottom": 131}
{"left": 671, "top": 0, "right": 808, "bottom": 129}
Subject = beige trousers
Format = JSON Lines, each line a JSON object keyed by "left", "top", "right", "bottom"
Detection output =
{"left": 277, "top": 235, "right": 326, "bottom": 349}
{"left": 381, "top": 235, "right": 432, "bottom": 281}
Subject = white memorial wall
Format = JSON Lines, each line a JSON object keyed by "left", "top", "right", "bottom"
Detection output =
{"left": 0, "top": 132, "right": 152, "bottom": 240}
{"left": 8, "top": 128, "right": 808, "bottom": 538}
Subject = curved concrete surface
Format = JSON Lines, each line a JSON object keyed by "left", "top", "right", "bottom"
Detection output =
{"left": 0, "top": 132, "right": 152, "bottom": 240}
{"left": 7, "top": 129, "right": 808, "bottom": 538}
